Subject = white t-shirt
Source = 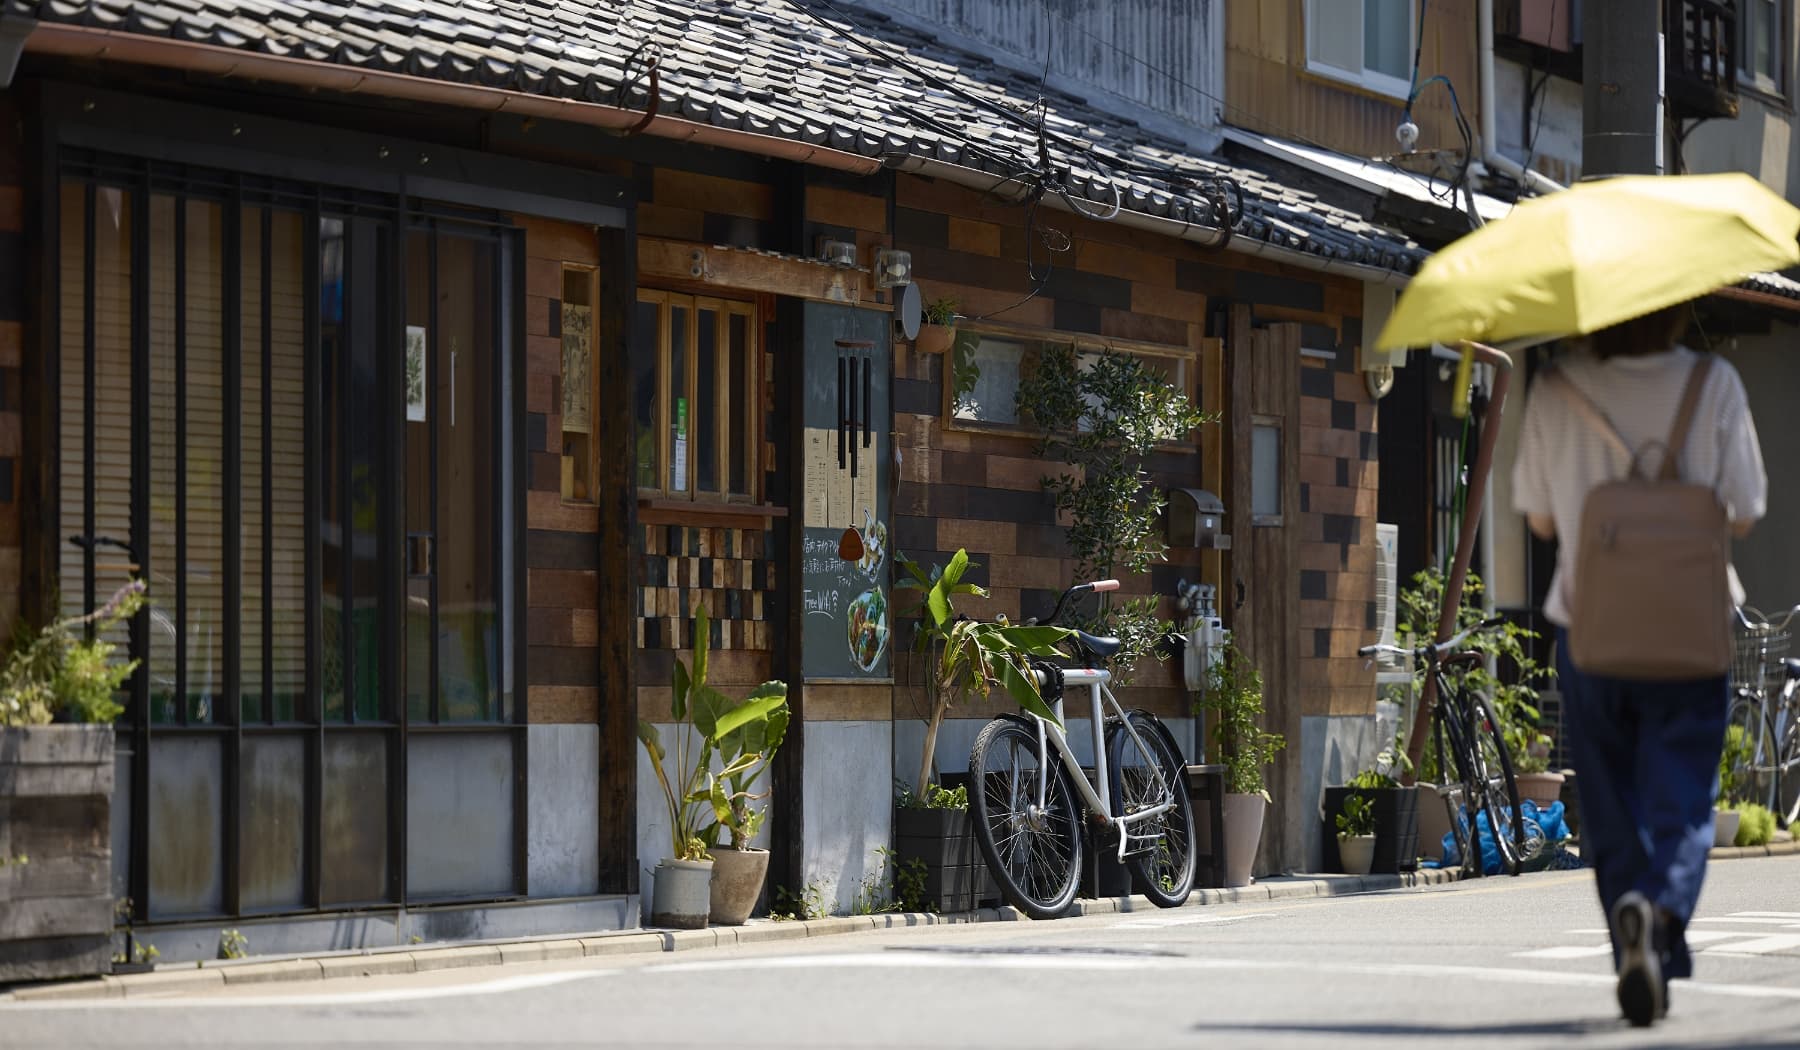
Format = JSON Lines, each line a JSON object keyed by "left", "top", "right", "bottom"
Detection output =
{"left": 1511, "top": 347, "right": 1767, "bottom": 627}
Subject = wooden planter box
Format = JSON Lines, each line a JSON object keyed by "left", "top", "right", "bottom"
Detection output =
{"left": 1320, "top": 786, "right": 1419, "bottom": 875}
{"left": 0, "top": 725, "right": 115, "bottom": 982}
{"left": 893, "top": 807, "right": 996, "bottom": 914}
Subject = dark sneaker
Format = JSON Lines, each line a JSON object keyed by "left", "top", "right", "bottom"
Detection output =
{"left": 1614, "top": 892, "right": 1664, "bottom": 1027}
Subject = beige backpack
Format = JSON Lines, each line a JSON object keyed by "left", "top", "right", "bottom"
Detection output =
{"left": 1550, "top": 356, "right": 1733, "bottom": 681}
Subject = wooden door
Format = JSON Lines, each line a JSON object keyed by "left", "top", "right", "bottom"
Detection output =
{"left": 1225, "top": 308, "right": 1302, "bottom": 875}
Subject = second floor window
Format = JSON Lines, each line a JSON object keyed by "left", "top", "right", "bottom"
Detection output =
{"left": 1307, "top": 0, "right": 1415, "bottom": 98}
{"left": 1740, "top": 0, "right": 1786, "bottom": 96}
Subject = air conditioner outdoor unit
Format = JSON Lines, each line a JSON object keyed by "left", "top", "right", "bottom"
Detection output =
{"left": 1373, "top": 523, "right": 1407, "bottom": 681}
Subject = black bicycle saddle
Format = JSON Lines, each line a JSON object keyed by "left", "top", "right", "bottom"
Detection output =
{"left": 1073, "top": 630, "right": 1121, "bottom": 660}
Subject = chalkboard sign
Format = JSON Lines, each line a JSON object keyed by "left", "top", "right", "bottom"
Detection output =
{"left": 800, "top": 302, "right": 891, "bottom": 682}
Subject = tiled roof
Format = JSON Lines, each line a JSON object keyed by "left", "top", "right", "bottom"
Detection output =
{"left": 10, "top": 0, "right": 1428, "bottom": 274}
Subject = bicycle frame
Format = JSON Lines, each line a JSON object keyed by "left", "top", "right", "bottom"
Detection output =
{"left": 1025, "top": 665, "right": 1178, "bottom": 863}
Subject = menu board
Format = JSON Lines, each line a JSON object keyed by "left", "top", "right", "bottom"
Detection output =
{"left": 800, "top": 302, "right": 891, "bottom": 682}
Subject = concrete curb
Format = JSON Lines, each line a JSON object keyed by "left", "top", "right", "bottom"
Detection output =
{"left": 1708, "top": 835, "right": 1800, "bottom": 861}
{"left": 0, "top": 859, "right": 1699, "bottom": 1004}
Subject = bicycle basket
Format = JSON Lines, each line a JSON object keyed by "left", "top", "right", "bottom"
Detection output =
{"left": 1731, "top": 621, "right": 1791, "bottom": 693}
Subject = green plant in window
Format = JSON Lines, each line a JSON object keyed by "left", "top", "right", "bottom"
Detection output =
{"left": 0, "top": 580, "right": 146, "bottom": 727}
{"left": 948, "top": 330, "right": 982, "bottom": 416}
{"left": 1014, "top": 345, "right": 1214, "bottom": 681}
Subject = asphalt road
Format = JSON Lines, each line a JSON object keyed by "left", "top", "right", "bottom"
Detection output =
{"left": 8, "top": 857, "right": 1800, "bottom": 1049}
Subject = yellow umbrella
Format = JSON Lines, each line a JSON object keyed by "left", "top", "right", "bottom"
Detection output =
{"left": 1376, "top": 172, "right": 1800, "bottom": 351}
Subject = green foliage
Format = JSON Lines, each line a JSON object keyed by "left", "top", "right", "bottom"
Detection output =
{"left": 947, "top": 329, "right": 984, "bottom": 419}
{"left": 1731, "top": 802, "right": 1777, "bottom": 847}
{"left": 1347, "top": 745, "right": 1412, "bottom": 791}
{"left": 1194, "top": 644, "right": 1285, "bottom": 798}
{"left": 1014, "top": 344, "right": 1215, "bottom": 681}
{"left": 0, "top": 580, "right": 146, "bottom": 726}
{"left": 850, "top": 847, "right": 925, "bottom": 916}
{"left": 1718, "top": 724, "right": 1754, "bottom": 806}
{"left": 895, "top": 550, "right": 1072, "bottom": 796}
{"left": 638, "top": 606, "right": 790, "bottom": 862}
{"left": 217, "top": 929, "right": 248, "bottom": 960}
{"left": 1396, "top": 569, "right": 1555, "bottom": 774}
{"left": 1335, "top": 793, "right": 1376, "bottom": 839}
{"left": 895, "top": 781, "right": 968, "bottom": 810}
{"left": 890, "top": 852, "right": 933, "bottom": 914}
{"left": 924, "top": 297, "right": 959, "bottom": 326}
{"left": 769, "top": 881, "right": 829, "bottom": 921}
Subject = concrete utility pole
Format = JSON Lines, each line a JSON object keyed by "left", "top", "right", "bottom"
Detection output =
{"left": 1582, "top": 0, "right": 1665, "bottom": 176}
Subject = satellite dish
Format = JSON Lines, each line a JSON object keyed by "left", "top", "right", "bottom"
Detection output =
{"left": 897, "top": 283, "right": 921, "bottom": 340}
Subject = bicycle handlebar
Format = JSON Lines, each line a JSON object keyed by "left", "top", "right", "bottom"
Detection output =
{"left": 1736, "top": 604, "right": 1800, "bottom": 632}
{"left": 1358, "top": 616, "right": 1508, "bottom": 667}
{"left": 1041, "top": 579, "right": 1121, "bottom": 627}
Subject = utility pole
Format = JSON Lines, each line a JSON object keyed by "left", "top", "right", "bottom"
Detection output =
{"left": 1582, "top": 0, "right": 1665, "bottom": 176}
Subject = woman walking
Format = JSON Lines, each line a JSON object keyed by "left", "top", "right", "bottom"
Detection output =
{"left": 1512, "top": 303, "right": 1767, "bottom": 1027}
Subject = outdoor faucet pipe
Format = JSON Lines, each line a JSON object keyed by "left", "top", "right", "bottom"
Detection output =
{"left": 1476, "top": 0, "right": 1566, "bottom": 196}
{"left": 1401, "top": 341, "right": 1514, "bottom": 779}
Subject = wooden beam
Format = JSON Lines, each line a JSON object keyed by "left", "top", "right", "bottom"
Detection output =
{"left": 638, "top": 237, "right": 891, "bottom": 308}
{"left": 595, "top": 223, "right": 639, "bottom": 896}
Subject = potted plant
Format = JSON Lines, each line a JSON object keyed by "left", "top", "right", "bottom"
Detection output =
{"left": 1335, "top": 793, "right": 1377, "bottom": 875}
{"left": 916, "top": 297, "right": 958, "bottom": 355}
{"left": 0, "top": 579, "right": 144, "bottom": 981}
{"left": 1320, "top": 748, "right": 1419, "bottom": 874}
{"left": 1715, "top": 723, "right": 1752, "bottom": 847}
{"left": 697, "top": 670, "right": 790, "bottom": 926}
{"left": 1510, "top": 727, "right": 1565, "bottom": 807}
{"left": 892, "top": 550, "right": 1070, "bottom": 911}
{"left": 637, "top": 606, "right": 788, "bottom": 929}
{"left": 1194, "top": 644, "right": 1286, "bottom": 887}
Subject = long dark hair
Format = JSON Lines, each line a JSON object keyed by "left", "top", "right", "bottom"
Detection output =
{"left": 1590, "top": 302, "right": 1691, "bottom": 360}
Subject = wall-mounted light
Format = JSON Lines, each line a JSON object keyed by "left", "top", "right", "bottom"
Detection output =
{"left": 819, "top": 238, "right": 858, "bottom": 268}
{"left": 873, "top": 248, "right": 913, "bottom": 288}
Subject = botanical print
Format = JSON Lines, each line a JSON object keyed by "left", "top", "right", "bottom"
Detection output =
{"left": 561, "top": 303, "right": 592, "bottom": 432}
{"left": 405, "top": 325, "right": 427, "bottom": 423}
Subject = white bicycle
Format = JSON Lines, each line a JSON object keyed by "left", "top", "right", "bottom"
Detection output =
{"left": 966, "top": 579, "right": 1197, "bottom": 919}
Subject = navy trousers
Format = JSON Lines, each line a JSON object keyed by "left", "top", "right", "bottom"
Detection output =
{"left": 1556, "top": 629, "right": 1729, "bottom": 980}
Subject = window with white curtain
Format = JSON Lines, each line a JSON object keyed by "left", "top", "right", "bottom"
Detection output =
{"left": 1306, "top": 0, "right": 1416, "bottom": 98}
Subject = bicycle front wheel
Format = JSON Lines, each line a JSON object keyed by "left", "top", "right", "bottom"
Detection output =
{"left": 1106, "top": 711, "right": 1196, "bottom": 908}
{"left": 1472, "top": 694, "right": 1534, "bottom": 876}
{"left": 968, "top": 717, "right": 1083, "bottom": 920}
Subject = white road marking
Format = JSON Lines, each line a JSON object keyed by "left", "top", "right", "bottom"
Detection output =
{"left": 1513, "top": 946, "right": 1613, "bottom": 960}
{"left": 1110, "top": 912, "right": 1274, "bottom": 930}
{"left": 1692, "top": 916, "right": 1798, "bottom": 925}
{"left": 1727, "top": 912, "right": 1800, "bottom": 920}
{"left": 1704, "top": 934, "right": 1800, "bottom": 956}
{"left": 0, "top": 969, "right": 614, "bottom": 1011}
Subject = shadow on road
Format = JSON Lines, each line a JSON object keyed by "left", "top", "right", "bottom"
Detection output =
{"left": 1189, "top": 1018, "right": 1625, "bottom": 1040}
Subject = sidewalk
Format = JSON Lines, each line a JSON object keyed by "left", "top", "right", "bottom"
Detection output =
{"left": 8, "top": 842, "right": 1791, "bottom": 1004}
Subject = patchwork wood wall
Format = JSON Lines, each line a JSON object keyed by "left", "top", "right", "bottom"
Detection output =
{"left": 519, "top": 214, "right": 604, "bottom": 725}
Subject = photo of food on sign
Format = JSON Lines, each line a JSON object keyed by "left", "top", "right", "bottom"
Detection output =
{"left": 846, "top": 586, "right": 889, "bottom": 673}
{"left": 856, "top": 510, "right": 887, "bottom": 578}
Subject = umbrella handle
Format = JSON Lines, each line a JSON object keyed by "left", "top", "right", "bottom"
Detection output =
{"left": 1452, "top": 344, "right": 1476, "bottom": 419}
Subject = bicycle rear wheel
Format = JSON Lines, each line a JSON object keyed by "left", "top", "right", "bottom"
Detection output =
{"left": 1471, "top": 694, "right": 1534, "bottom": 875}
{"left": 968, "top": 717, "right": 1083, "bottom": 920}
{"left": 1431, "top": 715, "right": 1477, "bottom": 876}
{"left": 1106, "top": 711, "right": 1196, "bottom": 908}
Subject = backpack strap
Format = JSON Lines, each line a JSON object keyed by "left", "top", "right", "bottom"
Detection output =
{"left": 1543, "top": 365, "right": 1634, "bottom": 464}
{"left": 1661, "top": 355, "right": 1715, "bottom": 482}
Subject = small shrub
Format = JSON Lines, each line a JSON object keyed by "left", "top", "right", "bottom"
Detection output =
{"left": 895, "top": 782, "right": 967, "bottom": 810}
{"left": 1335, "top": 793, "right": 1376, "bottom": 839}
{"left": 1731, "top": 802, "right": 1777, "bottom": 847}
{"left": 217, "top": 928, "right": 248, "bottom": 960}
{"left": 769, "top": 881, "right": 828, "bottom": 921}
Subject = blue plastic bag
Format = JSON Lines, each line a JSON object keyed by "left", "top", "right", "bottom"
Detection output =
{"left": 1433, "top": 798, "right": 1569, "bottom": 874}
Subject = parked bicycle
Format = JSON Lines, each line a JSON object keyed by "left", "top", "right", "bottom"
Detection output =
{"left": 1726, "top": 605, "right": 1800, "bottom": 828}
{"left": 1360, "top": 619, "right": 1538, "bottom": 877}
{"left": 966, "top": 579, "right": 1198, "bottom": 920}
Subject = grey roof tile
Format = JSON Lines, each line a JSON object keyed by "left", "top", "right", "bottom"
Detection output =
{"left": 18, "top": 0, "right": 1426, "bottom": 272}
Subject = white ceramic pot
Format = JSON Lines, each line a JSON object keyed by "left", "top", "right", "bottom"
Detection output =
{"left": 708, "top": 847, "right": 770, "bottom": 925}
{"left": 1220, "top": 792, "right": 1267, "bottom": 888}
{"left": 1338, "top": 834, "right": 1376, "bottom": 876}
{"left": 1713, "top": 808, "right": 1742, "bottom": 848}
{"left": 650, "top": 857, "right": 715, "bottom": 929}
{"left": 1516, "top": 771, "right": 1567, "bottom": 808}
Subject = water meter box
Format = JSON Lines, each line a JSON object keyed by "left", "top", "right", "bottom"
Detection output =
{"left": 1168, "top": 488, "right": 1230, "bottom": 549}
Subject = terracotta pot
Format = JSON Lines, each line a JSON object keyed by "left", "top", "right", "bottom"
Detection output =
{"left": 708, "top": 847, "right": 770, "bottom": 925}
{"left": 650, "top": 857, "right": 714, "bottom": 929}
{"left": 1220, "top": 792, "right": 1267, "bottom": 888}
{"left": 915, "top": 323, "right": 955, "bottom": 354}
{"left": 1338, "top": 834, "right": 1376, "bottom": 876}
{"left": 1714, "top": 808, "right": 1742, "bottom": 848}
{"left": 1515, "top": 771, "right": 1566, "bottom": 808}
